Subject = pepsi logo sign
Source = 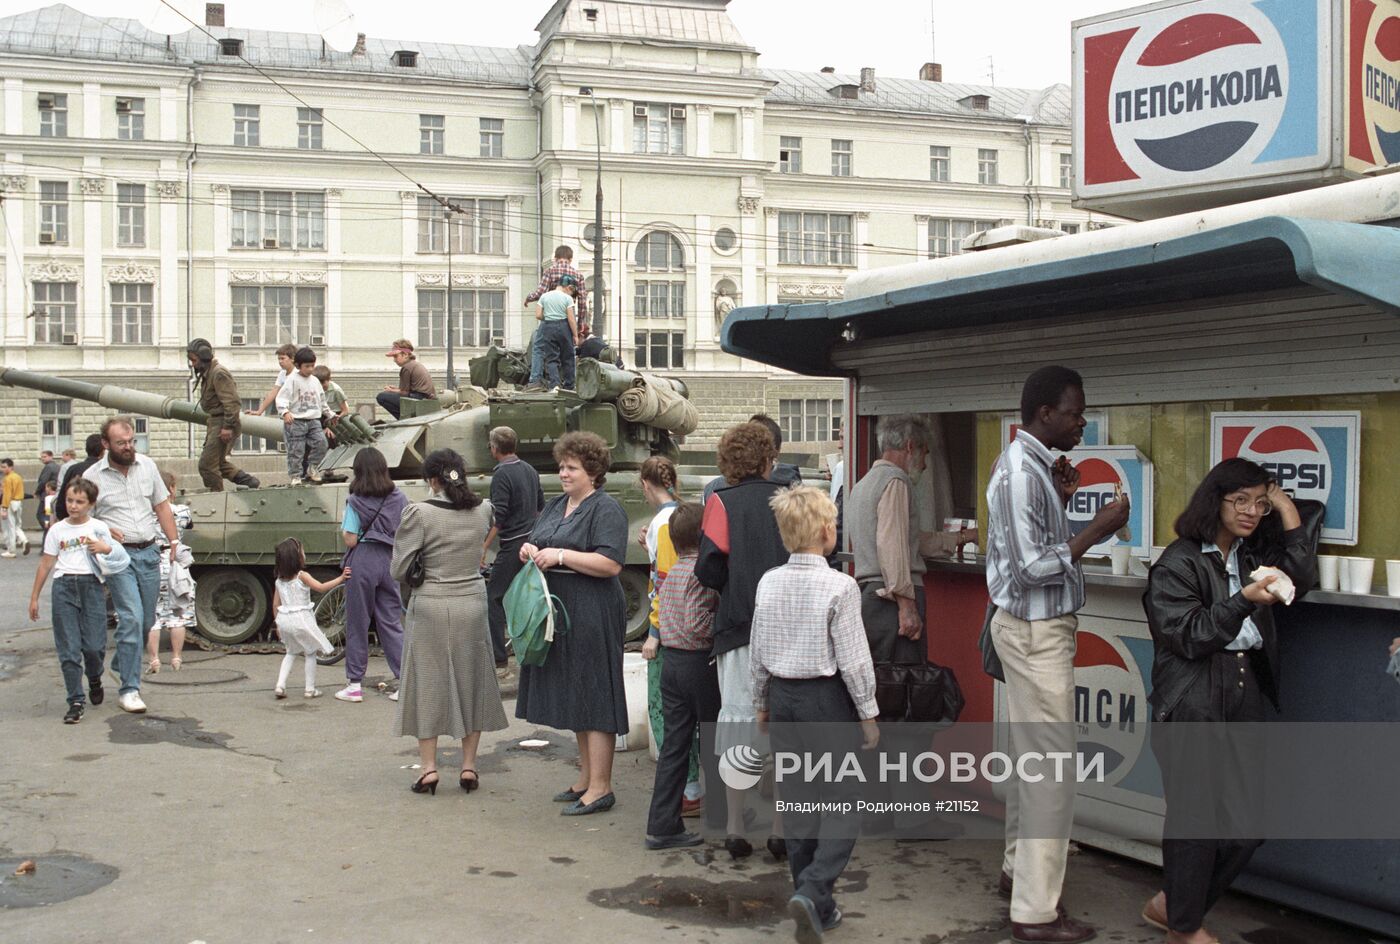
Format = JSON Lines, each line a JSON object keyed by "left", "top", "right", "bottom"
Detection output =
{"left": 1067, "top": 456, "right": 1129, "bottom": 525}
{"left": 1235, "top": 425, "right": 1330, "bottom": 500}
{"left": 1110, "top": 4, "right": 1289, "bottom": 175}
{"left": 1359, "top": 5, "right": 1400, "bottom": 164}
{"left": 1073, "top": 630, "right": 1147, "bottom": 786}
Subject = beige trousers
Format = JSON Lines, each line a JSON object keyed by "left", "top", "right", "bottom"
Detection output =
{"left": 991, "top": 609, "right": 1079, "bottom": 925}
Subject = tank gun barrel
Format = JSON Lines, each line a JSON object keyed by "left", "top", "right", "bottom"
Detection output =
{"left": 0, "top": 368, "right": 285, "bottom": 442}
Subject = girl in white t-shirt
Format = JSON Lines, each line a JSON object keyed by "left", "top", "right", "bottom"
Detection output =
{"left": 28, "top": 479, "right": 129, "bottom": 724}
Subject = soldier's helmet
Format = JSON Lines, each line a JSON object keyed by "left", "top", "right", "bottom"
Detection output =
{"left": 187, "top": 338, "right": 215, "bottom": 363}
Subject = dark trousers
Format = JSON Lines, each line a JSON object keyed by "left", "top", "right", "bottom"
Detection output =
{"left": 859, "top": 584, "right": 932, "bottom": 828}
{"left": 1155, "top": 649, "right": 1269, "bottom": 934}
{"left": 486, "top": 537, "right": 526, "bottom": 665}
{"left": 646, "top": 647, "right": 722, "bottom": 837}
{"left": 375, "top": 391, "right": 429, "bottom": 420}
{"left": 537, "top": 320, "right": 576, "bottom": 390}
{"left": 343, "top": 541, "right": 404, "bottom": 683}
{"left": 198, "top": 423, "right": 244, "bottom": 491}
{"left": 859, "top": 582, "right": 925, "bottom": 664}
{"left": 51, "top": 574, "right": 107, "bottom": 704}
{"left": 770, "top": 675, "right": 862, "bottom": 924}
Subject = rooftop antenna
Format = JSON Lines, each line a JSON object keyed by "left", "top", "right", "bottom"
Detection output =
{"left": 930, "top": 0, "right": 936, "bottom": 65}
{"left": 985, "top": 55, "right": 996, "bottom": 86}
{"left": 314, "top": 0, "right": 359, "bottom": 52}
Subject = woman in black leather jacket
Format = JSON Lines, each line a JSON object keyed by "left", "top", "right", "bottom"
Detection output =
{"left": 1140, "top": 458, "right": 1321, "bottom": 944}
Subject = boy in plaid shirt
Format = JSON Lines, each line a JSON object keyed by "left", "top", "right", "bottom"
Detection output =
{"left": 751, "top": 485, "right": 879, "bottom": 943}
{"left": 644, "top": 501, "right": 723, "bottom": 849}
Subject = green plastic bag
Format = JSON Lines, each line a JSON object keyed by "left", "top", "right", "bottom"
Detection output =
{"left": 504, "top": 559, "right": 569, "bottom": 667}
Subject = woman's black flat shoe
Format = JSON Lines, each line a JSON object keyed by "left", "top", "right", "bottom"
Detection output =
{"left": 561, "top": 792, "right": 616, "bottom": 816}
{"left": 411, "top": 771, "right": 439, "bottom": 795}
{"left": 766, "top": 835, "right": 788, "bottom": 860}
{"left": 724, "top": 834, "right": 753, "bottom": 859}
{"left": 460, "top": 769, "right": 479, "bottom": 793}
{"left": 553, "top": 787, "right": 585, "bottom": 802}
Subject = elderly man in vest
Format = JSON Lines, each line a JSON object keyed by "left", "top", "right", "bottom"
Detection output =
{"left": 845, "top": 414, "right": 975, "bottom": 836}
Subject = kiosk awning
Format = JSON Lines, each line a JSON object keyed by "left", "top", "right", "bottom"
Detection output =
{"left": 722, "top": 216, "right": 1400, "bottom": 378}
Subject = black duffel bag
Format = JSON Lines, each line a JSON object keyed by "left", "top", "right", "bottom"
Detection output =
{"left": 874, "top": 661, "right": 965, "bottom": 723}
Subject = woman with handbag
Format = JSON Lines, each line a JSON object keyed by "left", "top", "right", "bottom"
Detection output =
{"left": 1142, "top": 459, "right": 1319, "bottom": 943}
{"left": 391, "top": 449, "right": 506, "bottom": 795}
{"left": 515, "top": 431, "right": 630, "bottom": 816}
{"left": 336, "top": 448, "right": 409, "bottom": 704}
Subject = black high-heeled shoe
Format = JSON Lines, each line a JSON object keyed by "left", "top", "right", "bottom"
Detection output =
{"left": 724, "top": 834, "right": 753, "bottom": 860}
{"left": 411, "top": 771, "right": 439, "bottom": 795}
{"left": 766, "top": 835, "right": 788, "bottom": 861}
{"left": 460, "top": 769, "right": 479, "bottom": 793}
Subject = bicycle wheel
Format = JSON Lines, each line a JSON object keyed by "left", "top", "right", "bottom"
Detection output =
{"left": 314, "top": 584, "right": 347, "bottom": 666}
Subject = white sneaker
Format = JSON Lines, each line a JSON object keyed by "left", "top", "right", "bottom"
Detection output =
{"left": 0, "top": 552, "right": 14, "bottom": 559}
{"left": 118, "top": 691, "right": 147, "bottom": 713}
{"left": 387, "top": 689, "right": 399, "bottom": 701}
{"left": 304, "top": 688, "right": 322, "bottom": 698}
{"left": 289, "top": 477, "right": 303, "bottom": 487}
{"left": 334, "top": 685, "right": 362, "bottom": 703}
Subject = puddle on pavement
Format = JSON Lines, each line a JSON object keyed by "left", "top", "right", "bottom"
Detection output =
{"left": 106, "top": 714, "right": 234, "bottom": 751}
{"left": 63, "top": 754, "right": 105, "bottom": 763}
{"left": 0, "top": 853, "right": 118, "bottom": 909}
{"left": 589, "top": 873, "right": 792, "bottom": 928}
{"left": 919, "top": 919, "right": 1013, "bottom": 944}
{"left": 0, "top": 653, "right": 21, "bottom": 682}
{"left": 550, "top": 857, "right": 576, "bottom": 866}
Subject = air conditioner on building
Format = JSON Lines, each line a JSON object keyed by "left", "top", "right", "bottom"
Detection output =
{"left": 670, "top": 106, "right": 686, "bottom": 120}
{"left": 230, "top": 334, "right": 246, "bottom": 346}
{"left": 38, "top": 232, "right": 56, "bottom": 244}
{"left": 116, "top": 99, "right": 133, "bottom": 113}
{"left": 309, "top": 334, "right": 324, "bottom": 346}
{"left": 262, "top": 237, "right": 279, "bottom": 249}
{"left": 61, "top": 333, "right": 77, "bottom": 345}
{"left": 38, "top": 94, "right": 55, "bottom": 109}
{"left": 633, "top": 105, "right": 648, "bottom": 117}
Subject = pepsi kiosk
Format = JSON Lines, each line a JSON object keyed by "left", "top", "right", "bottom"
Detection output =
{"left": 721, "top": 161, "right": 1400, "bottom": 940}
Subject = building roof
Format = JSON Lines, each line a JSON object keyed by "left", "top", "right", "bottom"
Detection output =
{"left": 721, "top": 215, "right": 1400, "bottom": 376}
{"left": 535, "top": 0, "right": 751, "bottom": 50}
{"left": 763, "top": 68, "right": 1070, "bottom": 126}
{"left": 0, "top": 3, "right": 533, "bottom": 86}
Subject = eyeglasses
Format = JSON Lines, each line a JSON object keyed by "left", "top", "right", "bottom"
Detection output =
{"left": 1223, "top": 496, "right": 1272, "bottom": 516}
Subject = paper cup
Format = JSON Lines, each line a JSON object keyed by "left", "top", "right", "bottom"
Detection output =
{"left": 1317, "top": 555, "right": 1340, "bottom": 592}
{"left": 1345, "top": 557, "right": 1375, "bottom": 595}
{"left": 1110, "top": 545, "right": 1132, "bottom": 576}
{"left": 1387, "top": 561, "right": 1400, "bottom": 599}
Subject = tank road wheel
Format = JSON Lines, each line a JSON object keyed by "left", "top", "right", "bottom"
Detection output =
{"left": 620, "top": 565, "right": 651, "bottom": 642}
{"left": 195, "top": 567, "right": 271, "bottom": 645}
{"left": 314, "top": 584, "right": 347, "bottom": 666}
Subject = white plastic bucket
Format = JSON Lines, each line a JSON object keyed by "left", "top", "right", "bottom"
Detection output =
{"left": 617, "top": 652, "right": 651, "bottom": 753}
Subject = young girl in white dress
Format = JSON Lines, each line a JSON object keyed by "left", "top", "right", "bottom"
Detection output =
{"left": 272, "top": 537, "right": 349, "bottom": 699}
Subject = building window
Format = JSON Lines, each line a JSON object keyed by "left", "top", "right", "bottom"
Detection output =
{"left": 778, "top": 398, "right": 843, "bottom": 443}
{"left": 779, "top": 136, "right": 803, "bottom": 173}
{"left": 298, "top": 107, "right": 323, "bottom": 150}
{"left": 1061, "top": 223, "right": 1080, "bottom": 235}
{"left": 634, "top": 330, "right": 684, "bottom": 369}
{"left": 132, "top": 417, "right": 149, "bottom": 454}
{"left": 977, "top": 148, "right": 999, "bottom": 184}
{"left": 633, "top": 231, "right": 685, "bottom": 319}
{"left": 110, "top": 283, "right": 154, "bottom": 345}
{"left": 632, "top": 103, "right": 685, "bottom": 155}
{"left": 233, "top": 104, "right": 260, "bottom": 146}
{"left": 928, "top": 217, "right": 1000, "bottom": 257}
{"left": 416, "top": 289, "right": 506, "bottom": 349}
{"left": 1059, "top": 152, "right": 1074, "bottom": 190}
{"left": 39, "top": 181, "right": 68, "bottom": 244}
{"left": 32, "top": 281, "right": 77, "bottom": 343}
{"left": 831, "top": 139, "right": 852, "bottom": 177}
{"left": 230, "top": 285, "right": 325, "bottom": 347}
{"left": 116, "top": 97, "right": 145, "bottom": 140}
{"left": 777, "top": 211, "right": 854, "bottom": 266}
{"left": 420, "top": 114, "right": 444, "bottom": 155}
{"left": 40, "top": 399, "right": 73, "bottom": 453}
{"left": 117, "top": 183, "right": 145, "bottom": 247}
{"left": 634, "top": 281, "right": 686, "bottom": 319}
{"left": 415, "top": 196, "right": 506, "bottom": 254}
{"left": 230, "top": 189, "right": 325, "bottom": 249}
{"left": 634, "top": 231, "right": 684, "bottom": 271}
{"left": 479, "top": 117, "right": 504, "bottom": 157}
{"left": 929, "top": 145, "right": 950, "bottom": 182}
{"left": 236, "top": 398, "right": 268, "bottom": 453}
{"left": 38, "top": 92, "right": 67, "bottom": 137}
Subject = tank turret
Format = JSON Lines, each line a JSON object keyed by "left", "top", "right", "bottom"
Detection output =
{"left": 1, "top": 353, "right": 710, "bottom": 647}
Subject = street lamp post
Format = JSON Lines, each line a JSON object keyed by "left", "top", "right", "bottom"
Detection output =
{"left": 580, "top": 87, "right": 604, "bottom": 342}
{"left": 444, "top": 204, "right": 456, "bottom": 390}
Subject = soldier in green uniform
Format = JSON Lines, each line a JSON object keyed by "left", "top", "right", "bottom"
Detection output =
{"left": 188, "top": 339, "right": 260, "bottom": 492}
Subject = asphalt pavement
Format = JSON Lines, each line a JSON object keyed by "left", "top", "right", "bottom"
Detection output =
{"left": 0, "top": 554, "right": 1386, "bottom": 944}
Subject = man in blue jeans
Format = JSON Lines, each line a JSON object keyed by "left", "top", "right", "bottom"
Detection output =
{"left": 83, "top": 417, "right": 181, "bottom": 714}
{"left": 529, "top": 276, "right": 581, "bottom": 392}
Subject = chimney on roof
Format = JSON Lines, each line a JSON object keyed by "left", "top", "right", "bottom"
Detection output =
{"left": 352, "top": 32, "right": 367, "bottom": 56}
{"left": 919, "top": 62, "right": 943, "bottom": 83}
{"left": 205, "top": 3, "right": 225, "bottom": 27}
{"left": 859, "top": 67, "right": 876, "bottom": 93}
{"left": 820, "top": 66, "right": 835, "bottom": 74}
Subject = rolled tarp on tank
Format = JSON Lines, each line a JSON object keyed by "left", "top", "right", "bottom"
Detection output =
{"left": 616, "top": 374, "right": 699, "bottom": 436}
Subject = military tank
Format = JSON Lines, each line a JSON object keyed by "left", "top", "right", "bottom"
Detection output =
{"left": 0, "top": 347, "right": 711, "bottom": 646}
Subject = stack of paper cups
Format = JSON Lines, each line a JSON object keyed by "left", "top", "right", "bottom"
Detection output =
{"left": 1344, "top": 557, "right": 1375, "bottom": 595}
{"left": 1317, "top": 556, "right": 1340, "bottom": 591}
{"left": 1387, "top": 560, "right": 1400, "bottom": 599}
